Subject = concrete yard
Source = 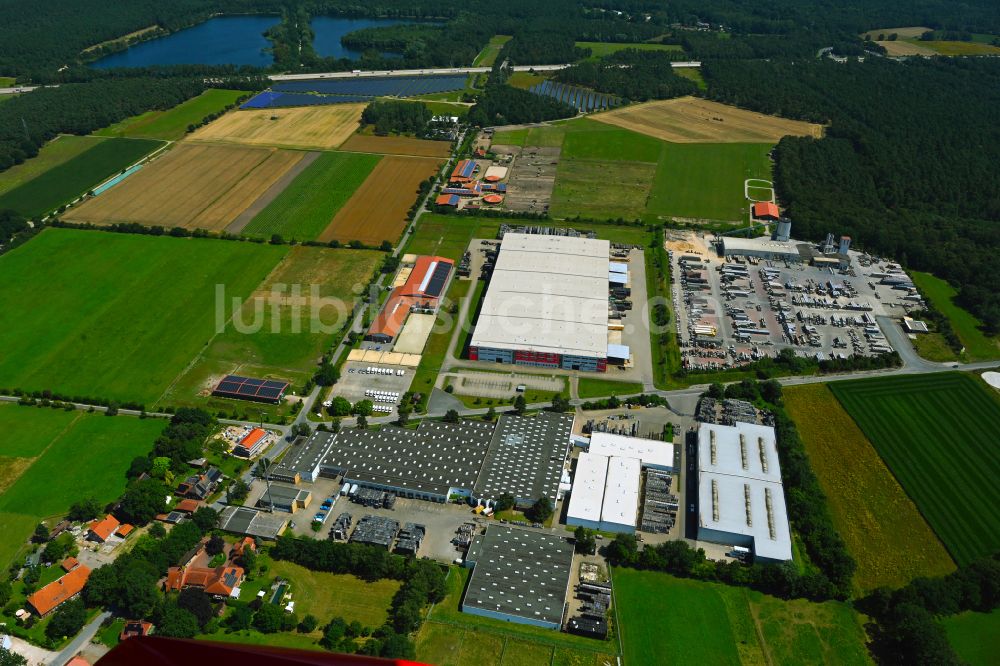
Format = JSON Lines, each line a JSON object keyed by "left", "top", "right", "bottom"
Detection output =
{"left": 333, "top": 361, "right": 416, "bottom": 417}
{"left": 493, "top": 144, "right": 560, "bottom": 213}
{"left": 447, "top": 369, "right": 566, "bottom": 399}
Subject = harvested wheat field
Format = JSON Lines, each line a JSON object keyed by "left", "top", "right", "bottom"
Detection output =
{"left": 877, "top": 40, "right": 938, "bottom": 56}
{"left": 340, "top": 134, "right": 452, "bottom": 158}
{"left": 319, "top": 156, "right": 441, "bottom": 245}
{"left": 592, "top": 96, "right": 824, "bottom": 143}
{"left": 67, "top": 143, "right": 303, "bottom": 231}
{"left": 189, "top": 104, "right": 364, "bottom": 150}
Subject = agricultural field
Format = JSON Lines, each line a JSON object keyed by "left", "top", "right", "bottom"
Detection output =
{"left": 162, "top": 245, "right": 381, "bottom": 407}
{"left": 942, "top": 610, "right": 1000, "bottom": 666}
{"left": 576, "top": 41, "right": 683, "bottom": 60}
{"left": 911, "top": 271, "right": 999, "bottom": 360}
{"left": 0, "top": 137, "right": 162, "bottom": 218}
{"left": 875, "top": 40, "right": 939, "bottom": 56}
{"left": 491, "top": 124, "right": 566, "bottom": 148}
{"left": 416, "top": 566, "right": 619, "bottom": 666}
{"left": 505, "top": 71, "right": 546, "bottom": 91}
{"left": 646, "top": 142, "right": 773, "bottom": 222}
{"left": 0, "top": 403, "right": 164, "bottom": 570}
{"left": 340, "top": 133, "right": 452, "bottom": 158}
{"left": 95, "top": 89, "right": 246, "bottom": 141}
{"left": 829, "top": 373, "right": 1000, "bottom": 566}
{"left": 318, "top": 155, "right": 441, "bottom": 245}
{"left": 783, "top": 384, "right": 954, "bottom": 590}
{"left": 551, "top": 159, "right": 657, "bottom": 220}
{"left": 420, "top": 100, "right": 471, "bottom": 118}
{"left": 473, "top": 35, "right": 512, "bottom": 66}
{"left": 189, "top": 104, "right": 365, "bottom": 150}
{"left": 921, "top": 40, "right": 1000, "bottom": 55}
{"left": 0, "top": 228, "right": 286, "bottom": 405}
{"left": 67, "top": 143, "right": 305, "bottom": 231}
{"left": 612, "top": 568, "right": 870, "bottom": 666}
{"left": 240, "top": 151, "right": 381, "bottom": 239}
{"left": 592, "top": 96, "right": 823, "bottom": 143}
{"left": 674, "top": 68, "right": 707, "bottom": 90}
{"left": 0, "top": 135, "right": 106, "bottom": 196}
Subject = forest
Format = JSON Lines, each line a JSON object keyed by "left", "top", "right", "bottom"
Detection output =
{"left": 557, "top": 50, "right": 699, "bottom": 102}
{"left": 703, "top": 56, "right": 1000, "bottom": 332}
{"left": 360, "top": 100, "right": 434, "bottom": 136}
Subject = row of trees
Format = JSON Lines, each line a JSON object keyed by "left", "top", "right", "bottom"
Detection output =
{"left": 360, "top": 100, "right": 434, "bottom": 136}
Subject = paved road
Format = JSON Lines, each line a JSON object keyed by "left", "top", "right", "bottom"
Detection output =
{"left": 269, "top": 62, "right": 701, "bottom": 82}
{"left": 51, "top": 611, "right": 110, "bottom": 666}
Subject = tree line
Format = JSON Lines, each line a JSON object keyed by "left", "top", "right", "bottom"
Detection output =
{"left": 360, "top": 99, "right": 434, "bottom": 136}
{"left": 704, "top": 57, "right": 1000, "bottom": 333}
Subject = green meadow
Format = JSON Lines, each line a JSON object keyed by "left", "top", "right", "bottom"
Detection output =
{"left": 95, "top": 88, "right": 246, "bottom": 141}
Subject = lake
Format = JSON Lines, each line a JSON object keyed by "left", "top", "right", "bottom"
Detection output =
{"left": 92, "top": 15, "right": 416, "bottom": 69}
{"left": 92, "top": 16, "right": 279, "bottom": 68}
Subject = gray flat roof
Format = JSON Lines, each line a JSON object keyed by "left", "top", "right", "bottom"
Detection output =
{"left": 470, "top": 233, "right": 610, "bottom": 358}
{"left": 273, "top": 431, "right": 337, "bottom": 478}
{"left": 256, "top": 483, "right": 310, "bottom": 507}
{"left": 219, "top": 506, "right": 287, "bottom": 540}
{"left": 721, "top": 236, "right": 807, "bottom": 259}
{"left": 473, "top": 412, "right": 574, "bottom": 502}
{"left": 463, "top": 525, "right": 573, "bottom": 626}
{"left": 321, "top": 420, "right": 495, "bottom": 496}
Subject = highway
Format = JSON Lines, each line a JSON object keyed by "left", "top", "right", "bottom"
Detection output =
{"left": 268, "top": 61, "right": 701, "bottom": 82}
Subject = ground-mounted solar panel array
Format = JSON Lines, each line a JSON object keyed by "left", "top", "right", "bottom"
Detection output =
{"left": 242, "top": 75, "right": 467, "bottom": 109}
{"left": 529, "top": 80, "right": 620, "bottom": 112}
{"left": 212, "top": 374, "right": 290, "bottom": 403}
{"left": 241, "top": 91, "right": 372, "bottom": 109}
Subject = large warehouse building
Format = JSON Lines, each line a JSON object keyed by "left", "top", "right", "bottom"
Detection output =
{"left": 696, "top": 422, "right": 792, "bottom": 562}
{"left": 462, "top": 525, "right": 574, "bottom": 629}
{"left": 469, "top": 234, "right": 613, "bottom": 372}
{"left": 366, "top": 255, "right": 454, "bottom": 344}
{"left": 566, "top": 432, "right": 675, "bottom": 534}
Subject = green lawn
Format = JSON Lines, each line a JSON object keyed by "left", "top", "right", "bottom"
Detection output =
{"left": 911, "top": 271, "right": 999, "bottom": 360}
{"left": 576, "top": 378, "right": 643, "bottom": 399}
{"left": 645, "top": 142, "right": 773, "bottom": 222}
{"left": 491, "top": 124, "right": 566, "bottom": 148}
{"left": 161, "top": 245, "right": 381, "bottom": 410}
{"left": 0, "top": 135, "right": 107, "bottom": 197}
{"left": 269, "top": 560, "right": 400, "bottom": 627}
{"left": 0, "top": 228, "right": 287, "bottom": 405}
{"left": 674, "top": 67, "right": 707, "bottom": 90}
{"left": 942, "top": 610, "right": 1000, "bottom": 666}
{"left": 474, "top": 35, "right": 512, "bottom": 66}
{"left": 552, "top": 159, "right": 657, "bottom": 220}
{"left": 559, "top": 119, "right": 664, "bottom": 162}
{"left": 576, "top": 41, "right": 683, "bottom": 60}
{"left": 0, "top": 403, "right": 164, "bottom": 570}
{"left": 829, "top": 373, "right": 1000, "bottom": 566}
{"left": 612, "top": 568, "right": 870, "bottom": 665}
{"left": 94, "top": 89, "right": 246, "bottom": 141}
{"left": 0, "top": 137, "right": 163, "bottom": 218}
{"left": 242, "top": 152, "right": 381, "bottom": 240}
{"left": 421, "top": 100, "right": 471, "bottom": 118}
{"left": 0, "top": 77, "right": 14, "bottom": 86}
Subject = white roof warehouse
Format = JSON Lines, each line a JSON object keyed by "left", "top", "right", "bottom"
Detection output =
{"left": 469, "top": 234, "right": 612, "bottom": 372}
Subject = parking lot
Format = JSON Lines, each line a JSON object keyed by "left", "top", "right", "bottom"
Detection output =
{"left": 668, "top": 231, "right": 911, "bottom": 371}
{"left": 332, "top": 361, "right": 415, "bottom": 417}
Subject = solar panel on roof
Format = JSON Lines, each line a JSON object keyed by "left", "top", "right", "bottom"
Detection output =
{"left": 423, "top": 262, "right": 451, "bottom": 298}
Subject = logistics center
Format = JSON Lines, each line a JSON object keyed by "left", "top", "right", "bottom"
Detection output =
{"left": 469, "top": 234, "right": 624, "bottom": 372}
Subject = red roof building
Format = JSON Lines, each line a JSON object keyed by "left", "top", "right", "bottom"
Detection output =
{"left": 233, "top": 427, "right": 268, "bottom": 458}
{"left": 365, "top": 256, "right": 454, "bottom": 343}
{"left": 120, "top": 620, "right": 154, "bottom": 641}
{"left": 752, "top": 201, "right": 780, "bottom": 220}
{"left": 27, "top": 564, "right": 91, "bottom": 616}
{"left": 117, "top": 524, "right": 135, "bottom": 538}
{"left": 165, "top": 564, "right": 244, "bottom": 597}
{"left": 61, "top": 557, "right": 80, "bottom": 572}
{"left": 174, "top": 499, "right": 201, "bottom": 514}
{"left": 87, "top": 515, "right": 121, "bottom": 542}
{"left": 231, "top": 537, "right": 257, "bottom": 560}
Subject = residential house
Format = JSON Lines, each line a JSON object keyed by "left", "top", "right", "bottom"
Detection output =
{"left": 87, "top": 515, "right": 120, "bottom": 543}
{"left": 176, "top": 467, "right": 223, "bottom": 500}
{"left": 27, "top": 564, "right": 91, "bottom": 616}
{"left": 165, "top": 564, "right": 244, "bottom": 598}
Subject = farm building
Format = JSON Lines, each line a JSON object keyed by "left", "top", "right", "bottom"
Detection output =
{"left": 469, "top": 234, "right": 613, "bottom": 372}
{"left": 166, "top": 563, "right": 244, "bottom": 598}
{"left": 752, "top": 201, "right": 780, "bottom": 220}
{"left": 696, "top": 422, "right": 792, "bottom": 562}
{"left": 26, "top": 563, "right": 91, "bottom": 617}
{"left": 435, "top": 194, "right": 460, "bottom": 207}
{"left": 567, "top": 433, "right": 675, "bottom": 533}
{"left": 212, "top": 375, "right": 289, "bottom": 404}
{"left": 450, "top": 159, "right": 479, "bottom": 183}
{"left": 366, "top": 255, "right": 454, "bottom": 344}
{"left": 472, "top": 412, "right": 574, "bottom": 507}
{"left": 462, "top": 525, "right": 574, "bottom": 630}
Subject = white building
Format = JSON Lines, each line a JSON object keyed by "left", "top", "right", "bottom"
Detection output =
{"left": 566, "top": 434, "right": 675, "bottom": 534}
{"left": 696, "top": 422, "right": 792, "bottom": 562}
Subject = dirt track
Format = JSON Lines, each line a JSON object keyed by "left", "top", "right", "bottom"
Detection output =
{"left": 318, "top": 156, "right": 441, "bottom": 245}
{"left": 591, "top": 96, "right": 824, "bottom": 143}
{"left": 340, "top": 134, "right": 452, "bottom": 158}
